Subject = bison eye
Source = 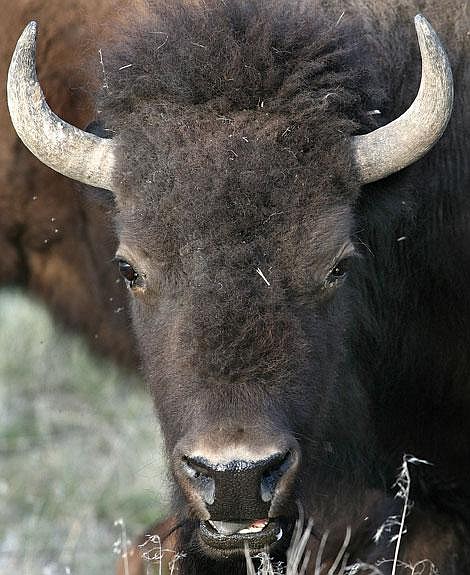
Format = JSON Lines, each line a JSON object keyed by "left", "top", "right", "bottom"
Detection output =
{"left": 117, "top": 259, "right": 140, "bottom": 287}
{"left": 325, "top": 258, "right": 350, "bottom": 287}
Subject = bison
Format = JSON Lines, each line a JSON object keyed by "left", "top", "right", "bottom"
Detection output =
{"left": 0, "top": 0, "right": 138, "bottom": 366}
{"left": 7, "top": 0, "right": 470, "bottom": 573}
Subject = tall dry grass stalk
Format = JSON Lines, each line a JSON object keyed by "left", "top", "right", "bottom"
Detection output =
{"left": 243, "top": 455, "right": 435, "bottom": 575}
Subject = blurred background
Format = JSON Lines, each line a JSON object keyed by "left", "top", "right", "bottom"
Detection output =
{"left": 0, "top": 289, "right": 168, "bottom": 575}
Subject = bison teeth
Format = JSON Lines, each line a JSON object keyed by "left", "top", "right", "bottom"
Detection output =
{"left": 238, "top": 520, "right": 268, "bottom": 534}
{"left": 208, "top": 521, "right": 250, "bottom": 535}
{"left": 209, "top": 519, "right": 269, "bottom": 535}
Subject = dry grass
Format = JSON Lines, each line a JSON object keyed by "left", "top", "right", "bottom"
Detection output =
{"left": 243, "top": 455, "right": 436, "bottom": 575}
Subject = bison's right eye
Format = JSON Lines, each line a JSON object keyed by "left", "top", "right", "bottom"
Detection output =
{"left": 324, "top": 257, "right": 351, "bottom": 287}
{"left": 117, "top": 259, "right": 139, "bottom": 287}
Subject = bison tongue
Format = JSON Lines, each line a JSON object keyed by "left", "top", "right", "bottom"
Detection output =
{"left": 209, "top": 519, "right": 268, "bottom": 535}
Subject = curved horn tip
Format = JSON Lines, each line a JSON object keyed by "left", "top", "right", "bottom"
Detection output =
{"left": 20, "top": 20, "right": 38, "bottom": 43}
{"left": 10, "top": 22, "right": 38, "bottom": 72}
{"left": 8, "top": 19, "right": 118, "bottom": 192}
{"left": 414, "top": 13, "right": 430, "bottom": 31}
{"left": 26, "top": 20, "right": 38, "bottom": 33}
{"left": 414, "top": 14, "right": 433, "bottom": 45}
{"left": 414, "top": 14, "right": 444, "bottom": 52}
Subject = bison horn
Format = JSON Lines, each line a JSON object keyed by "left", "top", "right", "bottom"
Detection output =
{"left": 7, "top": 22, "right": 118, "bottom": 192}
{"left": 352, "top": 15, "right": 453, "bottom": 184}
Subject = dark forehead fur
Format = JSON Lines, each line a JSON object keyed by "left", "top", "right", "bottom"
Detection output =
{"left": 97, "top": 0, "right": 383, "bottom": 264}
{"left": 100, "top": 0, "right": 380, "bottom": 122}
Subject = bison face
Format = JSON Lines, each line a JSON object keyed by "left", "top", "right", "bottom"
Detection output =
{"left": 8, "top": 11, "right": 452, "bottom": 563}
{"left": 111, "top": 111, "right": 371, "bottom": 558}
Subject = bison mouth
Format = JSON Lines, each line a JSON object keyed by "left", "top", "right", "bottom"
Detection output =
{"left": 199, "top": 517, "right": 284, "bottom": 555}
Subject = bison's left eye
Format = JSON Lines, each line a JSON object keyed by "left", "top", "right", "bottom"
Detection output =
{"left": 116, "top": 259, "right": 140, "bottom": 287}
{"left": 325, "top": 258, "right": 350, "bottom": 287}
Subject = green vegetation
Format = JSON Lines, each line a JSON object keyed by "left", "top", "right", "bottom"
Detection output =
{"left": 0, "top": 289, "right": 168, "bottom": 574}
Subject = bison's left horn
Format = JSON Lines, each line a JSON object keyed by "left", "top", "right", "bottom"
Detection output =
{"left": 353, "top": 15, "right": 454, "bottom": 184}
{"left": 7, "top": 22, "right": 118, "bottom": 192}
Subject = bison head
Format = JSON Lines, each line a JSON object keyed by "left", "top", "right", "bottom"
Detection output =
{"left": 8, "top": 3, "right": 452, "bottom": 562}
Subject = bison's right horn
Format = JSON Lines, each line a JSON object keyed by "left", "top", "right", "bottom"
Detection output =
{"left": 7, "top": 21, "right": 118, "bottom": 192}
{"left": 352, "top": 15, "right": 454, "bottom": 184}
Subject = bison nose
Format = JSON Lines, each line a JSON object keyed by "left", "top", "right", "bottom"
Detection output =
{"left": 180, "top": 450, "right": 298, "bottom": 520}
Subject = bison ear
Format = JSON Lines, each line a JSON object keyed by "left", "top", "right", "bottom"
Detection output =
{"left": 7, "top": 22, "right": 120, "bottom": 194}
{"left": 352, "top": 15, "right": 453, "bottom": 184}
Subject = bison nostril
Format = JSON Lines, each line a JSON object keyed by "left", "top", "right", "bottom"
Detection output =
{"left": 182, "top": 456, "right": 216, "bottom": 505}
{"left": 180, "top": 449, "right": 297, "bottom": 517}
{"left": 260, "top": 451, "right": 293, "bottom": 503}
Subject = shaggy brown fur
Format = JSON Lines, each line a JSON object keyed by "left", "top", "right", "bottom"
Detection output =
{"left": 86, "top": 0, "right": 470, "bottom": 573}
{"left": 96, "top": 1, "right": 470, "bottom": 573}
{"left": 6, "top": 0, "right": 470, "bottom": 573}
{"left": 0, "top": 0, "right": 140, "bottom": 364}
